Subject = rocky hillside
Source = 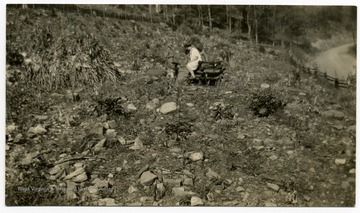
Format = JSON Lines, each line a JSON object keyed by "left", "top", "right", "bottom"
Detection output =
{"left": 5, "top": 7, "right": 356, "bottom": 206}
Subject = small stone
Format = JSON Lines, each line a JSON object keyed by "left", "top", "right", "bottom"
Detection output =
{"left": 129, "top": 137, "right": 144, "bottom": 150}
{"left": 261, "top": 83, "right": 270, "bottom": 89}
{"left": 140, "top": 196, "right": 154, "bottom": 204}
{"left": 128, "top": 185, "right": 138, "bottom": 194}
{"left": 73, "top": 163, "right": 84, "bottom": 168}
{"left": 117, "top": 136, "right": 126, "bottom": 145}
{"left": 93, "top": 138, "right": 106, "bottom": 153}
{"left": 105, "top": 129, "right": 117, "bottom": 138}
{"left": 287, "top": 150, "right": 295, "bottom": 155}
{"left": 335, "top": 158, "right": 346, "bottom": 165}
{"left": 349, "top": 168, "right": 355, "bottom": 174}
{"left": 252, "top": 145, "right": 264, "bottom": 151}
{"left": 163, "top": 178, "right": 182, "bottom": 187}
{"left": 92, "top": 179, "right": 108, "bottom": 188}
{"left": 64, "top": 167, "right": 85, "bottom": 180}
{"left": 125, "top": 103, "right": 137, "bottom": 112}
{"left": 28, "top": 124, "right": 47, "bottom": 135}
{"left": 49, "top": 165, "right": 62, "bottom": 175}
{"left": 108, "top": 173, "right": 114, "bottom": 178}
{"left": 13, "top": 134, "right": 23, "bottom": 143}
{"left": 116, "top": 167, "right": 122, "bottom": 173}
{"left": 183, "top": 178, "right": 194, "bottom": 187}
{"left": 89, "top": 123, "right": 104, "bottom": 135}
{"left": 238, "top": 177, "right": 244, "bottom": 185}
{"left": 172, "top": 187, "right": 186, "bottom": 197}
{"left": 267, "top": 183, "right": 280, "bottom": 191}
{"left": 186, "top": 103, "right": 194, "bottom": 107}
{"left": 72, "top": 172, "right": 88, "bottom": 182}
{"left": 191, "top": 196, "right": 204, "bottom": 206}
{"left": 34, "top": 115, "right": 48, "bottom": 121}
{"left": 20, "top": 151, "right": 39, "bottom": 165}
{"left": 332, "top": 125, "right": 344, "bottom": 130}
{"left": 269, "top": 155, "right": 278, "bottom": 160}
{"left": 304, "top": 196, "right": 311, "bottom": 202}
{"left": 299, "top": 92, "right": 306, "bottom": 96}
{"left": 159, "top": 102, "right": 178, "bottom": 114}
{"left": 88, "top": 185, "right": 99, "bottom": 194}
{"left": 170, "top": 147, "right": 182, "bottom": 153}
{"left": 146, "top": 98, "right": 160, "bottom": 110}
{"left": 183, "top": 170, "right": 194, "bottom": 178}
{"left": 65, "top": 181, "right": 78, "bottom": 200}
{"left": 237, "top": 133, "right": 246, "bottom": 140}
{"left": 156, "top": 183, "right": 166, "bottom": 198}
{"left": 107, "top": 120, "right": 117, "bottom": 129}
{"left": 235, "top": 186, "right": 245, "bottom": 192}
{"left": 6, "top": 145, "right": 10, "bottom": 151}
{"left": 189, "top": 152, "right": 204, "bottom": 162}
{"left": 347, "top": 125, "right": 356, "bottom": 132}
{"left": 206, "top": 168, "right": 221, "bottom": 180}
{"left": 309, "top": 168, "right": 316, "bottom": 173}
{"left": 136, "top": 164, "right": 150, "bottom": 178}
{"left": 140, "top": 171, "right": 157, "bottom": 186}
{"left": 98, "top": 198, "right": 116, "bottom": 206}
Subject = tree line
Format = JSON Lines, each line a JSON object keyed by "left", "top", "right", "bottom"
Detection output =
{"left": 12, "top": 4, "right": 357, "bottom": 47}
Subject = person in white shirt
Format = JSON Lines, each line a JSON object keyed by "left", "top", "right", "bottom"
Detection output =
{"left": 186, "top": 44, "right": 202, "bottom": 79}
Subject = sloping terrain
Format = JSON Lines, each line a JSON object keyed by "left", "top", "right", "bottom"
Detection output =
{"left": 5, "top": 7, "right": 356, "bottom": 207}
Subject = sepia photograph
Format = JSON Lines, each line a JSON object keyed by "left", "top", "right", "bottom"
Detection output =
{"left": 3, "top": 0, "right": 357, "bottom": 209}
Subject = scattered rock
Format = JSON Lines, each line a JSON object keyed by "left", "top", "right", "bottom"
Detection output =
{"left": 98, "top": 198, "right": 116, "bottom": 206}
{"left": 191, "top": 196, "right": 204, "bottom": 206}
{"left": 235, "top": 186, "right": 245, "bottom": 192}
{"left": 6, "top": 145, "right": 10, "bottom": 151}
{"left": 129, "top": 137, "right": 144, "bottom": 150}
{"left": 20, "top": 151, "right": 40, "bottom": 165}
{"left": 88, "top": 185, "right": 99, "bottom": 194}
{"left": 186, "top": 103, "right": 194, "bottom": 107}
{"left": 128, "top": 185, "right": 138, "bottom": 194}
{"left": 269, "top": 155, "right": 278, "bottom": 160}
{"left": 156, "top": 183, "right": 166, "bottom": 198}
{"left": 92, "top": 178, "right": 109, "bottom": 188}
{"left": 124, "top": 103, "right": 137, "bottom": 112}
{"left": 93, "top": 138, "right": 106, "bottom": 153}
{"left": 13, "top": 134, "right": 23, "bottom": 143}
{"left": 322, "top": 110, "right": 345, "bottom": 119}
{"left": 117, "top": 136, "right": 126, "bottom": 145}
{"left": 105, "top": 129, "right": 117, "bottom": 139}
{"left": 6, "top": 123, "right": 17, "bottom": 134}
{"left": 163, "top": 178, "right": 182, "bottom": 187}
{"left": 349, "top": 168, "right": 355, "bottom": 174}
{"left": 252, "top": 145, "right": 264, "bottom": 151}
{"left": 183, "top": 170, "right": 194, "bottom": 178}
{"left": 267, "top": 183, "right": 280, "bottom": 192}
{"left": 49, "top": 165, "right": 62, "bottom": 175}
{"left": 169, "top": 147, "right": 182, "bottom": 153}
{"left": 183, "top": 178, "right": 194, "bottom": 187}
{"left": 64, "top": 167, "right": 85, "bottom": 180}
{"left": 299, "top": 92, "right": 306, "bottom": 96}
{"left": 28, "top": 124, "right": 47, "bottom": 135}
{"left": 172, "top": 187, "right": 195, "bottom": 197}
{"left": 206, "top": 168, "right": 221, "bottom": 180}
{"left": 332, "top": 125, "right": 344, "bottom": 130}
{"left": 65, "top": 181, "right": 78, "bottom": 200}
{"left": 237, "top": 133, "right": 246, "bottom": 140}
{"left": 89, "top": 123, "right": 104, "bottom": 135}
{"left": 136, "top": 164, "right": 150, "bottom": 178}
{"left": 238, "top": 177, "right": 244, "bottom": 185}
{"left": 335, "top": 158, "right": 346, "bottom": 165}
{"left": 189, "top": 152, "right": 204, "bottom": 162}
{"left": 73, "top": 162, "right": 84, "bottom": 168}
{"left": 146, "top": 98, "right": 160, "bottom": 110}
{"left": 140, "top": 196, "right": 154, "bottom": 204}
{"left": 159, "top": 102, "right": 178, "bottom": 114}
{"left": 304, "top": 195, "right": 311, "bottom": 202}
{"left": 34, "top": 115, "right": 48, "bottom": 121}
{"left": 72, "top": 172, "right": 87, "bottom": 182}
{"left": 107, "top": 120, "right": 117, "bottom": 129}
{"left": 260, "top": 83, "right": 270, "bottom": 89}
{"left": 140, "top": 171, "right": 157, "bottom": 186}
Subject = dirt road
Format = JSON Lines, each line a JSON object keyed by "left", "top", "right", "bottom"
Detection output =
{"left": 315, "top": 43, "right": 356, "bottom": 80}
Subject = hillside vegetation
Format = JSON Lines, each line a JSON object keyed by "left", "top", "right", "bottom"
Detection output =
{"left": 5, "top": 5, "right": 356, "bottom": 207}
